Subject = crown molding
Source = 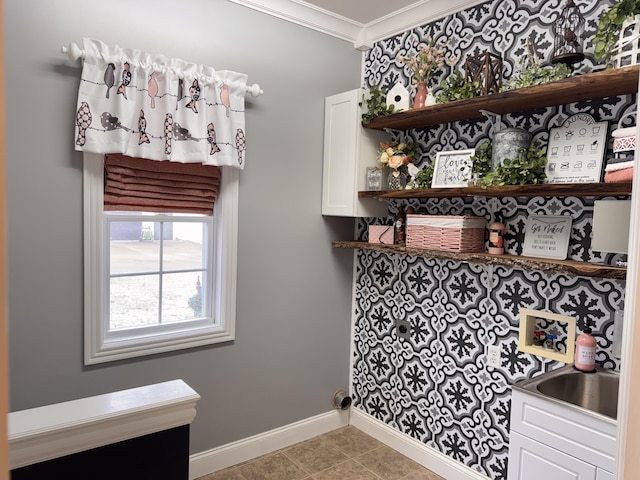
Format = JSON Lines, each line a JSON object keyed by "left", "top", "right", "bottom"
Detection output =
{"left": 227, "top": 0, "right": 363, "bottom": 44}
{"left": 228, "top": 0, "right": 486, "bottom": 50}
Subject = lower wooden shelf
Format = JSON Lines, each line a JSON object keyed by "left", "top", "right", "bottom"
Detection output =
{"left": 332, "top": 241, "right": 626, "bottom": 279}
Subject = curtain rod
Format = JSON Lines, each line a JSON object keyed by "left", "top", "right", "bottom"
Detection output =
{"left": 61, "top": 42, "right": 264, "bottom": 98}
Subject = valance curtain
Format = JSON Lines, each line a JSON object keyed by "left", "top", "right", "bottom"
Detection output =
{"left": 75, "top": 39, "right": 248, "bottom": 168}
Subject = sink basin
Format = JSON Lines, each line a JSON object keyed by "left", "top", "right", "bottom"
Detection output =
{"left": 514, "top": 365, "right": 619, "bottom": 420}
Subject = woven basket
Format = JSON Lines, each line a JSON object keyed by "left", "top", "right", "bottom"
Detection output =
{"left": 406, "top": 215, "right": 486, "bottom": 252}
{"left": 612, "top": 113, "right": 636, "bottom": 153}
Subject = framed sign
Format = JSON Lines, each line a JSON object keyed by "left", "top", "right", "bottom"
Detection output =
{"left": 431, "top": 149, "right": 475, "bottom": 188}
{"left": 544, "top": 113, "right": 607, "bottom": 184}
{"left": 523, "top": 215, "right": 572, "bottom": 260}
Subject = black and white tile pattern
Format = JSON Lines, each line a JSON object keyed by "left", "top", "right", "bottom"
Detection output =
{"left": 355, "top": 0, "right": 629, "bottom": 478}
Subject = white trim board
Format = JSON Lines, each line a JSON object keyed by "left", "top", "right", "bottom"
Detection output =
{"left": 350, "top": 408, "right": 490, "bottom": 480}
{"left": 228, "top": 0, "right": 488, "bottom": 50}
{"left": 189, "top": 409, "right": 349, "bottom": 479}
{"left": 9, "top": 379, "right": 200, "bottom": 469}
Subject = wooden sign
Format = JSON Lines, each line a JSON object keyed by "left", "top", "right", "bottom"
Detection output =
{"left": 523, "top": 215, "right": 572, "bottom": 260}
{"left": 431, "top": 149, "right": 475, "bottom": 188}
{"left": 544, "top": 113, "right": 607, "bottom": 183}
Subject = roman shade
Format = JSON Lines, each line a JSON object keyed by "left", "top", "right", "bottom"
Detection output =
{"left": 74, "top": 39, "right": 248, "bottom": 168}
{"left": 104, "top": 154, "right": 220, "bottom": 215}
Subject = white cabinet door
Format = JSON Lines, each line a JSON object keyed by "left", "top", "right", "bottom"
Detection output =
{"left": 321, "top": 89, "right": 388, "bottom": 217}
{"left": 510, "top": 389, "right": 616, "bottom": 472}
{"left": 596, "top": 469, "right": 614, "bottom": 480}
{"left": 508, "top": 431, "right": 596, "bottom": 480}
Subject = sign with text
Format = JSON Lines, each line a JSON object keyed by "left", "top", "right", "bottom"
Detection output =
{"left": 544, "top": 113, "right": 607, "bottom": 183}
{"left": 431, "top": 149, "right": 475, "bottom": 188}
{"left": 523, "top": 215, "right": 572, "bottom": 260}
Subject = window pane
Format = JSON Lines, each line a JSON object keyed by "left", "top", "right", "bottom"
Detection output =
{"left": 163, "top": 222, "right": 206, "bottom": 272}
{"left": 161, "top": 272, "right": 206, "bottom": 323}
{"left": 110, "top": 275, "right": 159, "bottom": 330}
{"left": 110, "top": 221, "right": 160, "bottom": 275}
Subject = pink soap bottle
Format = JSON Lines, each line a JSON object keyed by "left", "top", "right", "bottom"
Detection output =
{"left": 574, "top": 326, "right": 597, "bottom": 373}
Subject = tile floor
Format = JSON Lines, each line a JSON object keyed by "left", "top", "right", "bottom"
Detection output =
{"left": 197, "top": 425, "right": 444, "bottom": 480}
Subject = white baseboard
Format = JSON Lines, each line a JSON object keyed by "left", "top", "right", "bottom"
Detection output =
{"left": 350, "top": 408, "right": 490, "bottom": 480}
{"left": 189, "top": 409, "right": 349, "bottom": 479}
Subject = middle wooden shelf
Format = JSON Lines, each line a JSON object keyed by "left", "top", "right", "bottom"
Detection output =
{"left": 358, "top": 182, "right": 633, "bottom": 200}
{"left": 333, "top": 240, "right": 627, "bottom": 279}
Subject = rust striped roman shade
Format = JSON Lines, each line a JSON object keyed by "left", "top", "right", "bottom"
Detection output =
{"left": 104, "top": 154, "right": 220, "bottom": 215}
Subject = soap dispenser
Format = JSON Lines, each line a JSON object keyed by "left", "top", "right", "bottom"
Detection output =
{"left": 574, "top": 326, "right": 597, "bottom": 373}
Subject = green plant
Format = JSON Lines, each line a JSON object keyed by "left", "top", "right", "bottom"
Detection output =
{"left": 361, "top": 85, "right": 396, "bottom": 123}
{"left": 437, "top": 71, "right": 480, "bottom": 103}
{"left": 593, "top": 0, "right": 640, "bottom": 67}
{"left": 406, "top": 163, "right": 434, "bottom": 189}
{"left": 469, "top": 141, "right": 493, "bottom": 176}
{"left": 502, "top": 63, "right": 571, "bottom": 91}
{"left": 480, "top": 143, "right": 547, "bottom": 187}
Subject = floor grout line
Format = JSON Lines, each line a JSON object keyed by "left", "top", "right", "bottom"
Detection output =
{"left": 197, "top": 426, "right": 442, "bottom": 480}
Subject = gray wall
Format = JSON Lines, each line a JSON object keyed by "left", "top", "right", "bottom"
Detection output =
{"left": 4, "top": 0, "right": 360, "bottom": 453}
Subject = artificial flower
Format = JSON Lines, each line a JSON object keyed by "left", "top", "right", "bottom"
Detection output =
{"left": 397, "top": 36, "right": 454, "bottom": 87}
{"left": 378, "top": 140, "right": 421, "bottom": 170}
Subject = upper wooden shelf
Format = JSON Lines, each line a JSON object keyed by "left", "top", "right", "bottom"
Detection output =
{"left": 363, "top": 65, "right": 640, "bottom": 131}
{"left": 359, "top": 182, "right": 632, "bottom": 199}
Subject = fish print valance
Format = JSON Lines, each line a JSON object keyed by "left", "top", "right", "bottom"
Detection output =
{"left": 74, "top": 39, "right": 248, "bottom": 168}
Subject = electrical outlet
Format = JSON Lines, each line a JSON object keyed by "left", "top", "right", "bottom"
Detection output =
{"left": 396, "top": 319, "right": 411, "bottom": 340}
{"left": 487, "top": 345, "right": 502, "bottom": 368}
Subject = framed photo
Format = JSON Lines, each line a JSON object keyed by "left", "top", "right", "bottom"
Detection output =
{"left": 544, "top": 113, "right": 607, "bottom": 184}
{"left": 431, "top": 149, "right": 475, "bottom": 188}
{"left": 523, "top": 215, "right": 572, "bottom": 260}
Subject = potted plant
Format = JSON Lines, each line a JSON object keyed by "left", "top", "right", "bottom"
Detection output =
{"left": 378, "top": 140, "right": 421, "bottom": 190}
{"left": 502, "top": 36, "right": 571, "bottom": 91}
{"left": 397, "top": 36, "right": 456, "bottom": 108}
{"left": 479, "top": 143, "right": 548, "bottom": 187}
{"left": 406, "top": 163, "right": 434, "bottom": 189}
{"left": 593, "top": 0, "right": 640, "bottom": 68}
{"left": 361, "top": 85, "right": 396, "bottom": 123}
{"left": 437, "top": 71, "right": 480, "bottom": 103}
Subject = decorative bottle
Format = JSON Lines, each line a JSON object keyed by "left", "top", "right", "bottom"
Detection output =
{"left": 394, "top": 206, "right": 406, "bottom": 244}
{"left": 574, "top": 326, "right": 597, "bottom": 373}
{"left": 488, "top": 221, "right": 505, "bottom": 255}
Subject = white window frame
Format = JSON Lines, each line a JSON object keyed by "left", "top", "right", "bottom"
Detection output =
{"left": 83, "top": 152, "right": 238, "bottom": 365}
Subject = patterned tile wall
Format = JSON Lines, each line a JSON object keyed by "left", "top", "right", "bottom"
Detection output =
{"left": 354, "top": 0, "right": 630, "bottom": 478}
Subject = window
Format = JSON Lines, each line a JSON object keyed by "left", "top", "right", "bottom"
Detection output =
{"left": 83, "top": 153, "right": 238, "bottom": 364}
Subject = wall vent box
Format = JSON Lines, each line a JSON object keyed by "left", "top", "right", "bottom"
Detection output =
{"left": 518, "top": 308, "right": 576, "bottom": 363}
{"left": 591, "top": 200, "right": 631, "bottom": 254}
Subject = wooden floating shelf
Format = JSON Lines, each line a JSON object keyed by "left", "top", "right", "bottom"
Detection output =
{"left": 333, "top": 241, "right": 627, "bottom": 279}
{"left": 358, "top": 182, "right": 632, "bottom": 200}
{"left": 363, "top": 65, "right": 640, "bottom": 131}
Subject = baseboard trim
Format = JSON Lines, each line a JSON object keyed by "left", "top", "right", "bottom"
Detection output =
{"left": 350, "top": 408, "right": 490, "bottom": 480}
{"left": 189, "top": 409, "right": 349, "bottom": 479}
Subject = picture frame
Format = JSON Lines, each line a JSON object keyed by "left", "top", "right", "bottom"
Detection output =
{"left": 544, "top": 113, "right": 607, "bottom": 184}
{"left": 523, "top": 215, "right": 572, "bottom": 260}
{"left": 431, "top": 149, "right": 475, "bottom": 188}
